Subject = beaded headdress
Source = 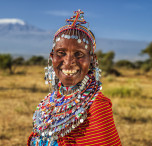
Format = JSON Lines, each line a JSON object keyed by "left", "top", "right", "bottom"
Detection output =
{"left": 45, "top": 9, "right": 101, "bottom": 90}
{"left": 52, "top": 9, "right": 96, "bottom": 54}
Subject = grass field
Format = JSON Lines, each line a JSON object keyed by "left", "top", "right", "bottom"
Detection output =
{"left": 0, "top": 66, "right": 152, "bottom": 146}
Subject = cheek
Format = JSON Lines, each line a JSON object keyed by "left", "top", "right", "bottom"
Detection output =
{"left": 52, "top": 56, "right": 62, "bottom": 67}
{"left": 78, "top": 58, "right": 90, "bottom": 72}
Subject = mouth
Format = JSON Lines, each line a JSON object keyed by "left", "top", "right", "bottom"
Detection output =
{"left": 61, "top": 69, "right": 79, "bottom": 77}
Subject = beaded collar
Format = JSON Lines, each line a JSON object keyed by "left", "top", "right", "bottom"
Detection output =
{"left": 32, "top": 74, "right": 102, "bottom": 144}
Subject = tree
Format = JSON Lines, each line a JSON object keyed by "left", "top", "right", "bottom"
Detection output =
{"left": 95, "top": 50, "right": 120, "bottom": 76}
{"left": 0, "top": 54, "right": 13, "bottom": 74}
{"left": 141, "top": 42, "right": 152, "bottom": 67}
{"left": 12, "top": 57, "right": 25, "bottom": 72}
{"left": 26, "top": 56, "right": 47, "bottom": 65}
{"left": 13, "top": 57, "right": 24, "bottom": 65}
{"left": 115, "top": 60, "right": 135, "bottom": 69}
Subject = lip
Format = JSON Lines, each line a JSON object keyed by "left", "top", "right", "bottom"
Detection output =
{"left": 60, "top": 69, "right": 80, "bottom": 78}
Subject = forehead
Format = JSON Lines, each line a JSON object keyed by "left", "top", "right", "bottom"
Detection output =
{"left": 54, "top": 37, "right": 91, "bottom": 52}
{"left": 53, "top": 29, "right": 93, "bottom": 51}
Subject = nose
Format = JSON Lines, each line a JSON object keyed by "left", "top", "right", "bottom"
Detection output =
{"left": 63, "top": 53, "right": 76, "bottom": 67}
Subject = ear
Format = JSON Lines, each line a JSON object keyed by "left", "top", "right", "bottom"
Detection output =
{"left": 89, "top": 54, "right": 95, "bottom": 70}
{"left": 92, "top": 54, "right": 98, "bottom": 68}
{"left": 50, "top": 52, "right": 54, "bottom": 60}
{"left": 93, "top": 54, "right": 97, "bottom": 60}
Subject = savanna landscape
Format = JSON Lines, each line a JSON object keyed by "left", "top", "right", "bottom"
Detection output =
{"left": 0, "top": 64, "right": 152, "bottom": 146}
{"left": 0, "top": 1, "right": 152, "bottom": 145}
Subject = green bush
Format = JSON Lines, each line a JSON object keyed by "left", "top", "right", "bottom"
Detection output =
{"left": 134, "top": 60, "right": 144, "bottom": 69}
{"left": 13, "top": 57, "right": 24, "bottom": 65}
{"left": 95, "top": 50, "right": 118, "bottom": 75}
{"left": 141, "top": 63, "right": 151, "bottom": 72}
{"left": 25, "top": 56, "right": 47, "bottom": 65}
{"left": 115, "top": 60, "right": 135, "bottom": 69}
{"left": 141, "top": 42, "right": 152, "bottom": 64}
{"left": 0, "top": 54, "right": 13, "bottom": 74}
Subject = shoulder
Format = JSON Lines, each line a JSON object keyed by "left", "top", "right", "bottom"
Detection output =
{"left": 89, "top": 92, "right": 113, "bottom": 118}
{"left": 93, "top": 91, "right": 112, "bottom": 107}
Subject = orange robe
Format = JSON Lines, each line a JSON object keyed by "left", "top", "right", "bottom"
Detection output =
{"left": 57, "top": 92, "right": 121, "bottom": 146}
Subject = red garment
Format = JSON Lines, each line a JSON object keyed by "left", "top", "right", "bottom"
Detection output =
{"left": 57, "top": 92, "right": 121, "bottom": 146}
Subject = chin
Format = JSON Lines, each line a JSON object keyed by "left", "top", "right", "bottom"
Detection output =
{"left": 60, "top": 79, "right": 79, "bottom": 87}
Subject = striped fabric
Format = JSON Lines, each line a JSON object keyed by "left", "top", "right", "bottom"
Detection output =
{"left": 57, "top": 92, "right": 121, "bottom": 146}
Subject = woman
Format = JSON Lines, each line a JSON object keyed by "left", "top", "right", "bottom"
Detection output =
{"left": 27, "top": 10, "right": 121, "bottom": 146}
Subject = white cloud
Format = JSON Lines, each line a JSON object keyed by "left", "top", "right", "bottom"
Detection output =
{"left": 45, "top": 10, "right": 99, "bottom": 19}
{"left": 45, "top": 10, "right": 72, "bottom": 17}
{"left": 0, "top": 18, "right": 25, "bottom": 25}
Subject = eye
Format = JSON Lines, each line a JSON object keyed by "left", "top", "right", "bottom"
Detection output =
{"left": 75, "top": 51, "right": 84, "bottom": 58}
{"left": 56, "top": 51, "right": 66, "bottom": 56}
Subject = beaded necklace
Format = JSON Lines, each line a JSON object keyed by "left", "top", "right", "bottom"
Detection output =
{"left": 31, "top": 74, "right": 102, "bottom": 145}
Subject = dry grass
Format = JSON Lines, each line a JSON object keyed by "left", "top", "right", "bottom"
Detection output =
{"left": 0, "top": 66, "right": 152, "bottom": 146}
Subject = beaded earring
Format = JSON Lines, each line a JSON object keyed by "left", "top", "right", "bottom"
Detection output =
{"left": 91, "top": 55, "right": 102, "bottom": 81}
{"left": 44, "top": 55, "right": 59, "bottom": 91}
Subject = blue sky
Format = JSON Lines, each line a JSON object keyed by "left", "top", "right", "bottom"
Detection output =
{"left": 0, "top": 0, "right": 152, "bottom": 41}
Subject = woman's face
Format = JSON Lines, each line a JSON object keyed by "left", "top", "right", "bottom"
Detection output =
{"left": 51, "top": 36, "right": 91, "bottom": 87}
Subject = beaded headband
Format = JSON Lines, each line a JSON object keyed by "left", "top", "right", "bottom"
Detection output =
{"left": 52, "top": 9, "right": 96, "bottom": 54}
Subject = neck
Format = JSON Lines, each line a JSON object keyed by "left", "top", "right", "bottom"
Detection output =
{"left": 59, "top": 83, "right": 79, "bottom": 95}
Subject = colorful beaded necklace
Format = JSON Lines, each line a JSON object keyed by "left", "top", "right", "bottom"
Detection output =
{"left": 31, "top": 73, "right": 102, "bottom": 145}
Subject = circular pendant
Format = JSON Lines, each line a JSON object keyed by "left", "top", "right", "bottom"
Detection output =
{"left": 80, "top": 119, "right": 84, "bottom": 123}
{"left": 71, "top": 35, "right": 75, "bottom": 39}
{"left": 77, "top": 39, "right": 81, "bottom": 43}
{"left": 42, "top": 132, "right": 45, "bottom": 137}
{"left": 61, "top": 34, "right": 64, "bottom": 38}
{"left": 49, "top": 131, "right": 52, "bottom": 136}
{"left": 85, "top": 45, "right": 88, "bottom": 49}
{"left": 64, "top": 35, "right": 68, "bottom": 38}
{"left": 75, "top": 36, "right": 78, "bottom": 39}
{"left": 67, "top": 35, "right": 70, "bottom": 39}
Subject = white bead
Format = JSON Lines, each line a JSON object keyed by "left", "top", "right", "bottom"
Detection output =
{"left": 53, "top": 43, "right": 55, "bottom": 47}
{"left": 64, "top": 35, "right": 68, "bottom": 38}
{"left": 67, "top": 35, "right": 70, "bottom": 39}
{"left": 49, "top": 131, "right": 52, "bottom": 136}
{"left": 71, "top": 35, "right": 75, "bottom": 39}
{"left": 56, "top": 37, "right": 60, "bottom": 42}
{"left": 45, "top": 81, "right": 48, "bottom": 84}
{"left": 76, "top": 99, "right": 80, "bottom": 102}
{"left": 80, "top": 119, "right": 84, "bottom": 123}
{"left": 42, "top": 132, "right": 45, "bottom": 136}
{"left": 85, "top": 45, "right": 88, "bottom": 49}
{"left": 78, "top": 94, "right": 81, "bottom": 99}
{"left": 77, "top": 39, "right": 81, "bottom": 43}
{"left": 75, "top": 36, "right": 78, "bottom": 39}
{"left": 61, "top": 34, "right": 64, "bottom": 37}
